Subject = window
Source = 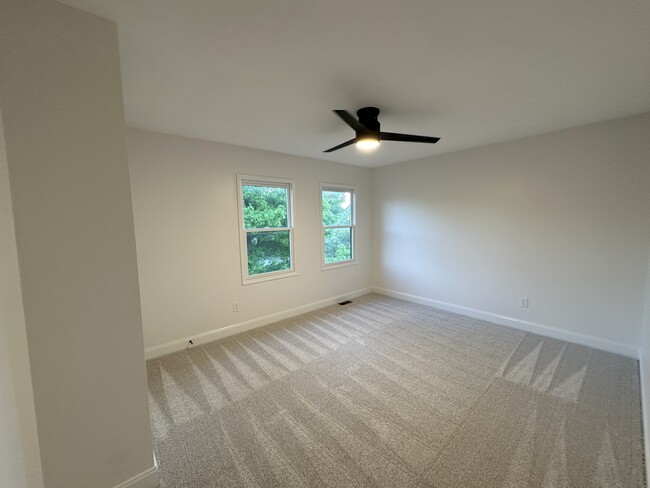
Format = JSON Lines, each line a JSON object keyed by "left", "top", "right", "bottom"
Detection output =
{"left": 321, "top": 183, "right": 356, "bottom": 269}
{"left": 237, "top": 175, "right": 296, "bottom": 284}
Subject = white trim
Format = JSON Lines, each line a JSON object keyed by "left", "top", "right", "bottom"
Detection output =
{"left": 113, "top": 466, "right": 159, "bottom": 488}
{"left": 372, "top": 287, "right": 640, "bottom": 359}
{"left": 237, "top": 174, "right": 297, "bottom": 285}
{"left": 145, "top": 287, "right": 372, "bottom": 360}
{"left": 322, "top": 259, "right": 358, "bottom": 271}
{"left": 320, "top": 182, "right": 357, "bottom": 270}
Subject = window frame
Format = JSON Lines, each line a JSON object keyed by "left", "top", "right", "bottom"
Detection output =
{"left": 237, "top": 174, "right": 297, "bottom": 285}
{"left": 320, "top": 182, "right": 357, "bottom": 271}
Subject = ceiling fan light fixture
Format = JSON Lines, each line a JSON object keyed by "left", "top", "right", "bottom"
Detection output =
{"left": 323, "top": 107, "right": 439, "bottom": 153}
{"left": 356, "top": 136, "right": 380, "bottom": 151}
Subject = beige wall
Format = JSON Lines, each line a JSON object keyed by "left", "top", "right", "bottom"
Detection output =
{"left": 630, "top": 173, "right": 648, "bottom": 480}
{"left": 372, "top": 113, "right": 650, "bottom": 352}
{"left": 127, "top": 128, "right": 372, "bottom": 351}
{"left": 0, "top": 2, "right": 156, "bottom": 487}
{"left": 0, "top": 109, "right": 44, "bottom": 488}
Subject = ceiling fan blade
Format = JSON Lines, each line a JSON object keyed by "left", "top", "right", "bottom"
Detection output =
{"left": 334, "top": 110, "right": 368, "bottom": 132}
{"left": 323, "top": 138, "right": 356, "bottom": 153}
{"left": 380, "top": 132, "right": 440, "bottom": 144}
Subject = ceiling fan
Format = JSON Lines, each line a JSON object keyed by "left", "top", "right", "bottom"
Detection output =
{"left": 324, "top": 107, "right": 440, "bottom": 153}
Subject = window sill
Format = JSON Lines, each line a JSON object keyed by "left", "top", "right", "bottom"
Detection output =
{"left": 321, "top": 260, "right": 357, "bottom": 271}
{"left": 242, "top": 269, "right": 298, "bottom": 286}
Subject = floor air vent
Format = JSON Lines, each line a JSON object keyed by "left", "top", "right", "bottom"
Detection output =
{"left": 338, "top": 300, "right": 353, "bottom": 306}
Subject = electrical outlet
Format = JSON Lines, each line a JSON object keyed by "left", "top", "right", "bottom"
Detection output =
{"left": 519, "top": 297, "right": 529, "bottom": 308}
{"left": 233, "top": 302, "right": 239, "bottom": 312}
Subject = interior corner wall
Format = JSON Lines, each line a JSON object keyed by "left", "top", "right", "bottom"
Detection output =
{"left": 0, "top": 109, "right": 44, "bottom": 488}
{"left": 640, "top": 228, "right": 650, "bottom": 477}
{"left": 126, "top": 128, "right": 372, "bottom": 351}
{"left": 372, "top": 113, "right": 650, "bottom": 351}
{"left": 641, "top": 251, "right": 650, "bottom": 342}
{"left": 0, "top": 2, "right": 155, "bottom": 487}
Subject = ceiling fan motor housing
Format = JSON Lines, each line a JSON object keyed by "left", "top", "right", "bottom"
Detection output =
{"left": 357, "top": 106, "right": 380, "bottom": 136}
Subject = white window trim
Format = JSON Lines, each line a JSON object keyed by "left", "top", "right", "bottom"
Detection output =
{"left": 320, "top": 182, "right": 358, "bottom": 271}
{"left": 237, "top": 174, "right": 297, "bottom": 285}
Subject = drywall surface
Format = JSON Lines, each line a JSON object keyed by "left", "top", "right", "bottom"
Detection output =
{"left": 127, "top": 128, "right": 372, "bottom": 350}
{"left": 644, "top": 250, "right": 650, "bottom": 357}
{"left": 372, "top": 113, "right": 650, "bottom": 348}
{"left": 641, "top": 245, "right": 650, "bottom": 482}
{"left": 0, "top": 2, "right": 155, "bottom": 487}
{"left": 0, "top": 110, "right": 44, "bottom": 488}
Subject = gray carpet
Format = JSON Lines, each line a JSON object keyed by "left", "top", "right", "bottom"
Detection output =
{"left": 146, "top": 293, "right": 645, "bottom": 487}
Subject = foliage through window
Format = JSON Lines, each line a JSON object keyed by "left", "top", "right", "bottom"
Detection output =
{"left": 321, "top": 185, "right": 356, "bottom": 267}
{"left": 238, "top": 176, "right": 295, "bottom": 283}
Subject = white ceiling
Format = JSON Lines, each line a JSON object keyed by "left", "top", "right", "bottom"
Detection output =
{"left": 59, "top": 0, "right": 650, "bottom": 168}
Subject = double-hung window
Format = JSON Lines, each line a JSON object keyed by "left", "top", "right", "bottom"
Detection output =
{"left": 237, "top": 175, "right": 296, "bottom": 284}
{"left": 321, "top": 183, "right": 356, "bottom": 269}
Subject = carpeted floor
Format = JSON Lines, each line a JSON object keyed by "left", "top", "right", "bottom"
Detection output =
{"left": 146, "top": 293, "right": 645, "bottom": 487}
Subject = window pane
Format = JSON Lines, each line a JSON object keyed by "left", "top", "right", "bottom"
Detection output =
{"left": 247, "top": 230, "right": 291, "bottom": 275}
{"left": 243, "top": 185, "right": 288, "bottom": 229}
{"left": 322, "top": 190, "right": 352, "bottom": 226}
{"left": 324, "top": 228, "right": 352, "bottom": 263}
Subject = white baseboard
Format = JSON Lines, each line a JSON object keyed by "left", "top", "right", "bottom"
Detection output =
{"left": 145, "top": 287, "right": 372, "bottom": 360}
{"left": 372, "top": 287, "right": 639, "bottom": 359}
{"left": 113, "top": 466, "right": 159, "bottom": 488}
